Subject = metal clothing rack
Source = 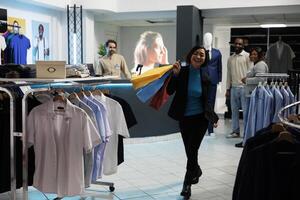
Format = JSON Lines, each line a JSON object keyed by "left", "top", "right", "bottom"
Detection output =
{"left": 278, "top": 100, "right": 300, "bottom": 130}
{"left": 245, "top": 73, "right": 290, "bottom": 97}
{"left": 0, "top": 76, "right": 118, "bottom": 200}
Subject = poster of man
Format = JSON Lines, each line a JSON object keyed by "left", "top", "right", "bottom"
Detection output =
{"left": 32, "top": 20, "right": 50, "bottom": 63}
{"left": 8, "top": 17, "right": 26, "bottom": 34}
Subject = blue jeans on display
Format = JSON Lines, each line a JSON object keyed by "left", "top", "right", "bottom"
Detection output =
{"left": 208, "top": 84, "right": 217, "bottom": 134}
{"left": 230, "top": 87, "right": 246, "bottom": 134}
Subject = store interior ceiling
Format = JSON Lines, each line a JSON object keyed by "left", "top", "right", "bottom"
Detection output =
{"left": 92, "top": 5, "right": 300, "bottom": 27}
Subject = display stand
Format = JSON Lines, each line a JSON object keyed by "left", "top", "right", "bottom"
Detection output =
{"left": 0, "top": 76, "right": 118, "bottom": 200}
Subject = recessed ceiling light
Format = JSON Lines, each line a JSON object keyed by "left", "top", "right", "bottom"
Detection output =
{"left": 260, "top": 24, "right": 287, "bottom": 28}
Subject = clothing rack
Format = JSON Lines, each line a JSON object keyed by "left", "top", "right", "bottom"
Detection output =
{"left": 278, "top": 100, "right": 300, "bottom": 130}
{"left": 245, "top": 73, "right": 290, "bottom": 97}
{"left": 255, "top": 73, "right": 290, "bottom": 79}
{"left": 0, "top": 87, "right": 16, "bottom": 200}
{"left": 0, "top": 76, "right": 118, "bottom": 200}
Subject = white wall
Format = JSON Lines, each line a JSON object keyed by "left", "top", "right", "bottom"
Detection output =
{"left": 82, "top": 11, "right": 95, "bottom": 64}
{"left": 119, "top": 25, "right": 176, "bottom": 71}
{"left": 0, "top": 0, "right": 67, "bottom": 64}
{"left": 212, "top": 26, "right": 231, "bottom": 114}
{"left": 94, "top": 22, "right": 121, "bottom": 67}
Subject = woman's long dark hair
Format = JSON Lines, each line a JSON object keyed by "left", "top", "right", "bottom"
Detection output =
{"left": 185, "top": 46, "right": 209, "bottom": 67}
{"left": 250, "top": 47, "right": 265, "bottom": 62}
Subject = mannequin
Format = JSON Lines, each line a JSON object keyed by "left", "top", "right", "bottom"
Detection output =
{"left": 202, "top": 32, "right": 222, "bottom": 135}
{"left": 203, "top": 32, "right": 213, "bottom": 59}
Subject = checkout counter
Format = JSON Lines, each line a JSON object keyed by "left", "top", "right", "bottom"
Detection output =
{"left": 97, "top": 79, "right": 179, "bottom": 138}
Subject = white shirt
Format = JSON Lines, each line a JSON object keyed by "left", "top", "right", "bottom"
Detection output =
{"left": 34, "top": 36, "right": 49, "bottom": 61}
{"left": 94, "top": 94, "right": 130, "bottom": 175}
{"left": 226, "top": 50, "right": 252, "bottom": 89}
{"left": 27, "top": 100, "right": 101, "bottom": 196}
{"left": 0, "top": 35, "right": 7, "bottom": 64}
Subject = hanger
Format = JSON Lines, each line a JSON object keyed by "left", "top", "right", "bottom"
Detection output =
{"left": 101, "top": 89, "right": 110, "bottom": 95}
{"left": 84, "top": 90, "right": 92, "bottom": 96}
{"left": 271, "top": 123, "right": 286, "bottom": 133}
{"left": 276, "top": 131, "right": 295, "bottom": 144}
{"left": 53, "top": 89, "right": 66, "bottom": 102}
{"left": 68, "top": 92, "right": 80, "bottom": 101}
{"left": 92, "top": 89, "right": 102, "bottom": 96}
{"left": 287, "top": 114, "right": 300, "bottom": 124}
{"left": 271, "top": 123, "right": 295, "bottom": 143}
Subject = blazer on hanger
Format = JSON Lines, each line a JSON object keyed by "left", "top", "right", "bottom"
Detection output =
{"left": 167, "top": 66, "right": 219, "bottom": 123}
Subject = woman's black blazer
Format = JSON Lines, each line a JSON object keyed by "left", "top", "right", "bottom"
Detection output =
{"left": 167, "top": 66, "right": 219, "bottom": 123}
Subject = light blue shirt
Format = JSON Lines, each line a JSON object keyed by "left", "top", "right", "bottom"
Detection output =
{"left": 85, "top": 95, "right": 113, "bottom": 181}
{"left": 69, "top": 97, "right": 98, "bottom": 187}
{"left": 244, "top": 87, "right": 258, "bottom": 144}
{"left": 271, "top": 87, "right": 284, "bottom": 123}
{"left": 81, "top": 95, "right": 106, "bottom": 141}
{"left": 185, "top": 66, "right": 203, "bottom": 116}
{"left": 263, "top": 86, "right": 274, "bottom": 128}
{"left": 280, "top": 87, "right": 290, "bottom": 118}
{"left": 80, "top": 95, "right": 108, "bottom": 181}
{"left": 286, "top": 86, "right": 295, "bottom": 114}
{"left": 255, "top": 86, "right": 267, "bottom": 131}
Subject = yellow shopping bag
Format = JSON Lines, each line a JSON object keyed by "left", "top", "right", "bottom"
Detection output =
{"left": 131, "top": 65, "right": 173, "bottom": 90}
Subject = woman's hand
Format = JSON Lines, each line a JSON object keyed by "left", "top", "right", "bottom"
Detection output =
{"left": 213, "top": 123, "right": 218, "bottom": 128}
{"left": 241, "top": 77, "right": 246, "bottom": 84}
{"left": 172, "top": 61, "right": 181, "bottom": 76}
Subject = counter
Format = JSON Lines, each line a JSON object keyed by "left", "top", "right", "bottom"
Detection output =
{"left": 97, "top": 79, "right": 179, "bottom": 138}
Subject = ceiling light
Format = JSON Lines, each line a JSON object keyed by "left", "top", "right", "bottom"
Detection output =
{"left": 260, "top": 24, "right": 287, "bottom": 28}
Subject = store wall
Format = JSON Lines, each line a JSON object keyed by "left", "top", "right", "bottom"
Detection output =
{"left": 82, "top": 11, "right": 95, "bottom": 64}
{"left": 212, "top": 26, "right": 231, "bottom": 114}
{"left": 0, "top": 0, "right": 67, "bottom": 64}
{"left": 94, "top": 22, "right": 121, "bottom": 67}
{"left": 119, "top": 25, "right": 176, "bottom": 71}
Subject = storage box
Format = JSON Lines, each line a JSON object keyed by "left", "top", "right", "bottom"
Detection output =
{"left": 36, "top": 61, "right": 66, "bottom": 79}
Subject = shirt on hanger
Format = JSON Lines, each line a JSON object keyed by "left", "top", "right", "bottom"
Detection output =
{"left": 0, "top": 35, "right": 7, "bottom": 64}
{"left": 69, "top": 97, "right": 98, "bottom": 188}
{"left": 94, "top": 94, "right": 130, "bottom": 176}
{"left": 27, "top": 100, "right": 101, "bottom": 196}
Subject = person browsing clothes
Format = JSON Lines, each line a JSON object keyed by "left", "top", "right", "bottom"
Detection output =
{"left": 167, "top": 46, "right": 219, "bottom": 199}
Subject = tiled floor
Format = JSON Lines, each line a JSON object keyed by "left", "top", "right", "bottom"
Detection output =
{"left": 1, "top": 119, "right": 243, "bottom": 200}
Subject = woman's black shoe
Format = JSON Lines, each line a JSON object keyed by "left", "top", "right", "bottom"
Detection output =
{"left": 180, "top": 182, "right": 191, "bottom": 198}
{"left": 191, "top": 168, "right": 202, "bottom": 184}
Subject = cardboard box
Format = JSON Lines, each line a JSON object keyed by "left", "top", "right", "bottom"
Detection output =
{"left": 36, "top": 61, "right": 66, "bottom": 79}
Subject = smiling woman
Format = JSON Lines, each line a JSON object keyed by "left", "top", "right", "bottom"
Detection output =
{"left": 166, "top": 46, "right": 218, "bottom": 199}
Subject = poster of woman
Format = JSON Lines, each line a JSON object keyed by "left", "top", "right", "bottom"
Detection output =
{"left": 132, "top": 31, "right": 169, "bottom": 75}
{"left": 32, "top": 20, "right": 50, "bottom": 63}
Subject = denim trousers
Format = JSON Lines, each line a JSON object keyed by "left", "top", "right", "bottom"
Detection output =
{"left": 230, "top": 87, "right": 246, "bottom": 133}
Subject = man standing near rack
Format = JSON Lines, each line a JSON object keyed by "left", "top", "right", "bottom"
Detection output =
{"left": 95, "top": 39, "right": 131, "bottom": 79}
{"left": 226, "top": 38, "right": 252, "bottom": 139}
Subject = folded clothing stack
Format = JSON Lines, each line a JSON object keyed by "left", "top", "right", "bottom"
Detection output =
{"left": 66, "top": 64, "right": 90, "bottom": 78}
{"left": 0, "top": 64, "right": 36, "bottom": 78}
